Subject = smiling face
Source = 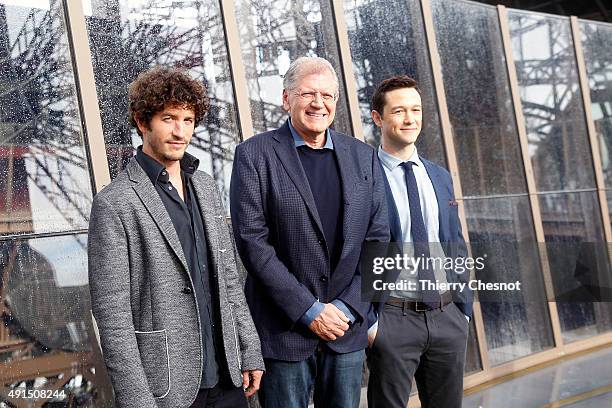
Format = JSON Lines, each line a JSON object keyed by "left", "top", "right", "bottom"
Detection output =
{"left": 136, "top": 105, "right": 195, "bottom": 168}
{"left": 282, "top": 71, "right": 338, "bottom": 140}
{"left": 372, "top": 87, "right": 422, "bottom": 152}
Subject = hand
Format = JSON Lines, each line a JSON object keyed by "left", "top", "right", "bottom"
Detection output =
{"left": 367, "top": 321, "right": 378, "bottom": 348}
{"left": 242, "top": 370, "right": 264, "bottom": 397}
{"left": 308, "top": 303, "right": 350, "bottom": 341}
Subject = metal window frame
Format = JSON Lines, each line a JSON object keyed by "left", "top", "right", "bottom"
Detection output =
{"left": 63, "top": 0, "right": 110, "bottom": 193}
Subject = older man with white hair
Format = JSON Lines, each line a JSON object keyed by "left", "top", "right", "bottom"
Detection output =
{"left": 230, "top": 56, "right": 389, "bottom": 408}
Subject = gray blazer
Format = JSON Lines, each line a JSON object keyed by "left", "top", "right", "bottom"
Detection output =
{"left": 88, "top": 157, "right": 264, "bottom": 408}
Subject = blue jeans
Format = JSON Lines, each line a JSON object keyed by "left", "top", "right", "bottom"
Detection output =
{"left": 259, "top": 348, "right": 365, "bottom": 408}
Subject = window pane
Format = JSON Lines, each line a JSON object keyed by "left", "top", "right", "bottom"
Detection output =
{"left": 343, "top": 0, "right": 445, "bottom": 165}
{"left": 83, "top": 0, "right": 239, "bottom": 205}
{"left": 0, "top": 233, "right": 112, "bottom": 405}
{"left": 508, "top": 11, "right": 596, "bottom": 192}
{"left": 432, "top": 0, "right": 527, "bottom": 197}
{"left": 580, "top": 21, "right": 612, "bottom": 189}
{"left": 0, "top": 1, "right": 93, "bottom": 236}
{"left": 465, "top": 196, "right": 554, "bottom": 366}
{"left": 235, "top": 0, "right": 352, "bottom": 137}
{"left": 539, "top": 191, "right": 612, "bottom": 343}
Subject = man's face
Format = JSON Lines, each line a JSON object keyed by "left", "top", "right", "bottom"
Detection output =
{"left": 282, "top": 71, "right": 338, "bottom": 139}
{"left": 137, "top": 105, "right": 195, "bottom": 166}
{"left": 372, "top": 87, "right": 422, "bottom": 148}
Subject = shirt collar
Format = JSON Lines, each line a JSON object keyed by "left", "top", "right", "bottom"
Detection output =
{"left": 135, "top": 145, "right": 199, "bottom": 185}
{"left": 377, "top": 146, "right": 422, "bottom": 171}
{"left": 288, "top": 118, "right": 334, "bottom": 150}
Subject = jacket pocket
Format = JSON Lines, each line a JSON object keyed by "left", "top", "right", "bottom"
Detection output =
{"left": 135, "top": 329, "right": 171, "bottom": 399}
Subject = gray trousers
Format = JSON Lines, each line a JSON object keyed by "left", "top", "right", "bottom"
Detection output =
{"left": 367, "top": 302, "right": 469, "bottom": 408}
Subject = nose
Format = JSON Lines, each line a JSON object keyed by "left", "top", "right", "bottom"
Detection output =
{"left": 310, "top": 93, "right": 325, "bottom": 108}
{"left": 172, "top": 120, "right": 185, "bottom": 136}
{"left": 404, "top": 111, "right": 415, "bottom": 124}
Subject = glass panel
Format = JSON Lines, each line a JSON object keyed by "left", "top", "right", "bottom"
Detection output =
{"left": 0, "top": 1, "right": 93, "bottom": 236}
{"left": 580, "top": 21, "right": 612, "bottom": 189}
{"left": 343, "top": 0, "right": 445, "bottom": 165}
{"left": 83, "top": 0, "right": 239, "bottom": 205}
{"left": 432, "top": 0, "right": 526, "bottom": 197}
{"left": 539, "top": 191, "right": 612, "bottom": 343}
{"left": 465, "top": 196, "right": 554, "bottom": 366}
{"left": 235, "top": 0, "right": 352, "bottom": 137}
{"left": 508, "top": 11, "right": 596, "bottom": 192}
{"left": 0, "top": 233, "right": 113, "bottom": 405}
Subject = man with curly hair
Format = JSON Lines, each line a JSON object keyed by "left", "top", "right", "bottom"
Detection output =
{"left": 88, "top": 67, "right": 264, "bottom": 408}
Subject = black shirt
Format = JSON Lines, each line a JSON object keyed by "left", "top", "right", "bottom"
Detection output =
{"left": 135, "top": 146, "right": 219, "bottom": 388}
{"left": 297, "top": 145, "right": 344, "bottom": 271}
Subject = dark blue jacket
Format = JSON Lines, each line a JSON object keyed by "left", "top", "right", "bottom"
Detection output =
{"left": 230, "top": 121, "right": 389, "bottom": 361}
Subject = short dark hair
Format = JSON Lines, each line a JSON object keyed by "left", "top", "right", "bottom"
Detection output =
{"left": 371, "top": 75, "right": 422, "bottom": 115}
{"left": 128, "top": 66, "right": 209, "bottom": 136}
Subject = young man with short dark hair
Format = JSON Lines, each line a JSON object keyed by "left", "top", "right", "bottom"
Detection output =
{"left": 367, "top": 75, "right": 472, "bottom": 408}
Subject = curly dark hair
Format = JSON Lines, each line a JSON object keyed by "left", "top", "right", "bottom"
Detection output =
{"left": 128, "top": 66, "right": 209, "bottom": 136}
{"left": 371, "top": 75, "right": 422, "bottom": 115}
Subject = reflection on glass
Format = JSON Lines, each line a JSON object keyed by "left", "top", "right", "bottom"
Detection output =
{"left": 465, "top": 196, "right": 553, "bottom": 366}
{"left": 509, "top": 11, "right": 595, "bottom": 192}
{"left": 83, "top": 0, "right": 239, "bottom": 205}
{"left": 539, "top": 191, "right": 612, "bottom": 343}
{"left": 0, "top": 1, "right": 93, "bottom": 236}
{"left": 432, "top": 0, "right": 525, "bottom": 196}
{"left": 580, "top": 21, "right": 612, "bottom": 237}
{"left": 580, "top": 21, "right": 612, "bottom": 188}
{"left": 0, "top": 233, "right": 112, "bottom": 405}
{"left": 235, "top": 0, "right": 352, "bottom": 136}
{"left": 343, "top": 0, "right": 445, "bottom": 164}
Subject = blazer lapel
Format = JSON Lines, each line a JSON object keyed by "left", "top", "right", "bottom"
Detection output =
{"left": 127, "top": 158, "right": 190, "bottom": 273}
{"left": 190, "top": 175, "right": 223, "bottom": 272}
{"left": 272, "top": 121, "right": 324, "bottom": 235}
{"left": 331, "top": 132, "right": 355, "bottom": 261}
{"left": 422, "top": 159, "right": 451, "bottom": 242}
{"left": 379, "top": 161, "right": 403, "bottom": 243}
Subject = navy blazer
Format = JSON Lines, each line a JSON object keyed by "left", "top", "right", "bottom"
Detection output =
{"left": 372, "top": 155, "right": 473, "bottom": 321}
{"left": 230, "top": 121, "right": 389, "bottom": 361}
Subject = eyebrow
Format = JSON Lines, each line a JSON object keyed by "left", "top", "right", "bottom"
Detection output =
{"left": 390, "top": 105, "right": 422, "bottom": 110}
{"left": 161, "top": 112, "right": 195, "bottom": 119}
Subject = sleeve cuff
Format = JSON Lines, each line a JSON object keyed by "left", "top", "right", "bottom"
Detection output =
{"left": 299, "top": 301, "right": 324, "bottom": 326}
{"left": 331, "top": 299, "right": 356, "bottom": 324}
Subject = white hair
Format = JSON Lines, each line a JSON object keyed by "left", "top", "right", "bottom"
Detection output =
{"left": 282, "top": 56, "right": 339, "bottom": 93}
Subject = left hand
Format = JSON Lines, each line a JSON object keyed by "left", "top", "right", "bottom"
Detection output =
{"left": 242, "top": 370, "right": 264, "bottom": 397}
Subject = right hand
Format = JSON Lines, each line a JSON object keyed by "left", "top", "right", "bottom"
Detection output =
{"left": 308, "top": 303, "right": 350, "bottom": 341}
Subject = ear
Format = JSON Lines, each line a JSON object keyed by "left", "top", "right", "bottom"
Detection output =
{"left": 282, "top": 89, "right": 291, "bottom": 112}
{"left": 371, "top": 110, "right": 383, "bottom": 128}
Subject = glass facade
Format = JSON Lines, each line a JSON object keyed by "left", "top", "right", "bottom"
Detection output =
{"left": 83, "top": 0, "right": 240, "bottom": 204}
{"left": 432, "top": 0, "right": 553, "bottom": 366}
{"left": 508, "top": 10, "right": 612, "bottom": 344}
{"left": 235, "top": 0, "right": 352, "bottom": 136}
{"left": 0, "top": 1, "right": 110, "bottom": 405}
{"left": 343, "top": 0, "right": 445, "bottom": 165}
{"left": 0, "top": 0, "right": 611, "bottom": 405}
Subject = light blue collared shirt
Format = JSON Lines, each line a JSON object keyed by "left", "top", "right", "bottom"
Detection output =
{"left": 375, "top": 146, "right": 469, "bottom": 323}
{"left": 289, "top": 119, "right": 355, "bottom": 327}
{"left": 288, "top": 118, "right": 335, "bottom": 150}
